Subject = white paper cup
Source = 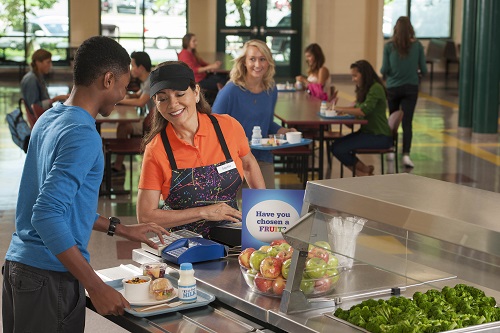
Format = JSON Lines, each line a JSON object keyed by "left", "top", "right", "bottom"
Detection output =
{"left": 122, "top": 275, "right": 151, "bottom": 302}
{"left": 324, "top": 110, "right": 338, "bottom": 117}
{"left": 286, "top": 131, "right": 302, "bottom": 144}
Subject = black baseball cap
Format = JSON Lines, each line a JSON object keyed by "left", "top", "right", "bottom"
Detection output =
{"left": 149, "top": 63, "right": 195, "bottom": 96}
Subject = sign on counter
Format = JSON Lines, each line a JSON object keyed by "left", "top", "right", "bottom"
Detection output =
{"left": 241, "top": 189, "right": 305, "bottom": 249}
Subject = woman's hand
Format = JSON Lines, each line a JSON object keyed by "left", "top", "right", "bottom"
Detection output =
{"left": 203, "top": 203, "right": 242, "bottom": 223}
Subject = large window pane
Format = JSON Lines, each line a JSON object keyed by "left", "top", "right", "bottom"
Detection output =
{"left": 410, "top": 0, "right": 451, "bottom": 38}
{"left": 225, "top": 0, "right": 251, "bottom": 27}
{"left": 0, "top": 0, "right": 69, "bottom": 63}
{"left": 383, "top": 0, "right": 451, "bottom": 39}
{"left": 100, "top": 0, "right": 186, "bottom": 64}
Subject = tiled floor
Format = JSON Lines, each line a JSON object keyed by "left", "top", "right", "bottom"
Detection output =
{"left": 0, "top": 74, "right": 499, "bottom": 332}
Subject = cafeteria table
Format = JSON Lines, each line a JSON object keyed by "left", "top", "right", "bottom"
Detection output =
{"left": 95, "top": 105, "right": 144, "bottom": 135}
{"left": 274, "top": 91, "right": 367, "bottom": 180}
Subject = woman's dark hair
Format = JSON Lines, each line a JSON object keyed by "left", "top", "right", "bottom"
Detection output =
{"left": 31, "top": 49, "right": 52, "bottom": 71}
{"left": 182, "top": 33, "right": 203, "bottom": 63}
{"left": 392, "top": 16, "right": 415, "bottom": 57}
{"left": 142, "top": 61, "right": 211, "bottom": 150}
{"left": 304, "top": 43, "right": 325, "bottom": 76}
{"left": 350, "top": 60, "right": 386, "bottom": 103}
{"left": 73, "top": 36, "right": 130, "bottom": 87}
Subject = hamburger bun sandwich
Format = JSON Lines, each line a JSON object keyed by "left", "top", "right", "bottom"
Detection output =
{"left": 149, "top": 278, "right": 175, "bottom": 300}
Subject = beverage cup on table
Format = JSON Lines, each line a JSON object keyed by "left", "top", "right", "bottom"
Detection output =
{"left": 286, "top": 131, "right": 302, "bottom": 144}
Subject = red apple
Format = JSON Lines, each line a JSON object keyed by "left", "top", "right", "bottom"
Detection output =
{"left": 238, "top": 248, "right": 256, "bottom": 269}
{"left": 260, "top": 256, "right": 282, "bottom": 279}
{"left": 270, "top": 239, "right": 288, "bottom": 247}
{"left": 314, "top": 276, "right": 333, "bottom": 293}
{"left": 254, "top": 273, "right": 273, "bottom": 293}
{"left": 276, "top": 250, "right": 293, "bottom": 262}
{"left": 272, "top": 275, "right": 287, "bottom": 295}
{"left": 308, "top": 246, "right": 330, "bottom": 263}
{"left": 249, "top": 250, "right": 268, "bottom": 271}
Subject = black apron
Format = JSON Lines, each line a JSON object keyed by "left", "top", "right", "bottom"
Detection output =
{"left": 160, "top": 115, "right": 243, "bottom": 237}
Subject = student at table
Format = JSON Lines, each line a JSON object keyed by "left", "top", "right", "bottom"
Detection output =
{"left": 137, "top": 61, "right": 265, "bottom": 237}
{"left": 2, "top": 36, "right": 168, "bottom": 332}
{"left": 295, "top": 43, "right": 332, "bottom": 99}
{"left": 20, "top": 49, "right": 69, "bottom": 114}
{"left": 331, "top": 60, "right": 392, "bottom": 176}
{"left": 178, "top": 33, "right": 227, "bottom": 94}
{"left": 113, "top": 51, "right": 154, "bottom": 175}
{"left": 211, "top": 39, "right": 296, "bottom": 189}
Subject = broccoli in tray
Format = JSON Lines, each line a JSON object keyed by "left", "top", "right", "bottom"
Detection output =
{"left": 334, "top": 284, "right": 500, "bottom": 333}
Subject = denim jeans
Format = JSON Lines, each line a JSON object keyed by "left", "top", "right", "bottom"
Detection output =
{"left": 331, "top": 131, "right": 393, "bottom": 166}
{"left": 386, "top": 84, "right": 419, "bottom": 154}
{"left": 2, "top": 260, "right": 86, "bottom": 333}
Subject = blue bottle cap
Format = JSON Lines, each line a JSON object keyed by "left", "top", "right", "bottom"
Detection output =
{"left": 180, "top": 263, "right": 193, "bottom": 270}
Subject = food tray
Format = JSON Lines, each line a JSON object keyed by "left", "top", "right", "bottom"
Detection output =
{"left": 105, "top": 275, "right": 215, "bottom": 317}
{"left": 317, "top": 112, "right": 355, "bottom": 119}
{"left": 250, "top": 138, "right": 313, "bottom": 150}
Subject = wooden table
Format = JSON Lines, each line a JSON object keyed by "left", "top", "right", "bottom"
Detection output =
{"left": 95, "top": 105, "right": 143, "bottom": 134}
{"left": 274, "top": 91, "right": 367, "bottom": 180}
{"left": 197, "top": 52, "right": 233, "bottom": 74}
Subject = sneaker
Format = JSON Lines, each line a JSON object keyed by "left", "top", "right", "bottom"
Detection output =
{"left": 402, "top": 155, "right": 414, "bottom": 168}
{"left": 386, "top": 152, "right": 395, "bottom": 161}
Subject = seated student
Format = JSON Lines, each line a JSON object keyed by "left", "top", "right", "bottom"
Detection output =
{"left": 295, "top": 43, "right": 332, "bottom": 99}
{"left": 178, "top": 33, "right": 227, "bottom": 99}
{"left": 112, "top": 51, "right": 154, "bottom": 175}
{"left": 331, "top": 60, "right": 392, "bottom": 176}
{"left": 20, "top": 49, "right": 69, "bottom": 114}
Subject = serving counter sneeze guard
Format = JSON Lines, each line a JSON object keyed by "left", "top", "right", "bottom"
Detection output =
{"left": 279, "top": 174, "right": 500, "bottom": 331}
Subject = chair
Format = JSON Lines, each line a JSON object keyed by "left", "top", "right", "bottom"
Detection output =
{"left": 102, "top": 138, "right": 143, "bottom": 198}
{"left": 19, "top": 98, "right": 37, "bottom": 128}
{"left": 31, "top": 103, "right": 46, "bottom": 119}
{"left": 272, "top": 144, "right": 313, "bottom": 188}
{"left": 350, "top": 110, "right": 404, "bottom": 177}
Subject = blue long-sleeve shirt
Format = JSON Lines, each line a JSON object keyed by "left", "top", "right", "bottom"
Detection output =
{"left": 212, "top": 82, "right": 281, "bottom": 163}
{"left": 5, "top": 103, "right": 103, "bottom": 272}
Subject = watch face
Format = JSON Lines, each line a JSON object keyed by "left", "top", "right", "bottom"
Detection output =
{"left": 109, "top": 217, "right": 121, "bottom": 224}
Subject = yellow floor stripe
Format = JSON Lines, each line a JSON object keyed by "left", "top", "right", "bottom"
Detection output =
{"left": 418, "top": 92, "right": 459, "bottom": 109}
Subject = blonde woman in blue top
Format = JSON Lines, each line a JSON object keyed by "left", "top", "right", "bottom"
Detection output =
{"left": 212, "top": 39, "right": 296, "bottom": 189}
{"left": 381, "top": 16, "right": 427, "bottom": 168}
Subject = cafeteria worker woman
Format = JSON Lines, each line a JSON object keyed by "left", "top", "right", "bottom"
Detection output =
{"left": 137, "top": 61, "right": 265, "bottom": 237}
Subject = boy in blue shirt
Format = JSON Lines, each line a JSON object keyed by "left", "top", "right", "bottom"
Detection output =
{"left": 2, "top": 36, "right": 168, "bottom": 332}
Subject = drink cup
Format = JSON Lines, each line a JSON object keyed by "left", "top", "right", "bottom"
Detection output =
{"left": 286, "top": 131, "right": 302, "bottom": 144}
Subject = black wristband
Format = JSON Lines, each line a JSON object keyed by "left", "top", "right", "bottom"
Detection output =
{"left": 107, "top": 216, "right": 121, "bottom": 236}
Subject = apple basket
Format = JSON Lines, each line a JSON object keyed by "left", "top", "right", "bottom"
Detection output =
{"left": 240, "top": 264, "right": 343, "bottom": 298}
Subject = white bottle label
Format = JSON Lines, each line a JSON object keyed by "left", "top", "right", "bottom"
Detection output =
{"left": 178, "top": 284, "right": 197, "bottom": 303}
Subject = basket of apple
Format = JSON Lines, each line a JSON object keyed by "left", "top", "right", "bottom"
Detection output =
{"left": 238, "top": 239, "right": 343, "bottom": 297}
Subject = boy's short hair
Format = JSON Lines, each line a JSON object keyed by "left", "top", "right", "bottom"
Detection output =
{"left": 131, "top": 51, "right": 152, "bottom": 72}
{"left": 73, "top": 36, "right": 130, "bottom": 86}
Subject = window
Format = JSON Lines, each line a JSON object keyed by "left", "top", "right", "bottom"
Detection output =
{"left": 383, "top": 0, "right": 452, "bottom": 39}
{"left": 0, "top": 0, "right": 69, "bottom": 64}
{"left": 100, "top": 0, "right": 187, "bottom": 65}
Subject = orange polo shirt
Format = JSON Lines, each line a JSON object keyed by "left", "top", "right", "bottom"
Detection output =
{"left": 139, "top": 113, "right": 250, "bottom": 199}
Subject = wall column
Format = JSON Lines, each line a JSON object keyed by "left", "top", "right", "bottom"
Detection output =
{"left": 471, "top": 0, "right": 500, "bottom": 141}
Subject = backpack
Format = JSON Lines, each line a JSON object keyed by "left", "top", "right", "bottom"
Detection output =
{"left": 6, "top": 99, "right": 31, "bottom": 153}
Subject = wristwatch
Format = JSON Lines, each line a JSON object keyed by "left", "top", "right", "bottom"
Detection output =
{"left": 107, "top": 216, "right": 121, "bottom": 236}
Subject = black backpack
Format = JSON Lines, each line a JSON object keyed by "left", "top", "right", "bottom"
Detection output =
{"left": 6, "top": 98, "right": 31, "bottom": 153}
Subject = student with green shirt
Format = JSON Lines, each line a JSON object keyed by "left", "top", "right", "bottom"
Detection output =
{"left": 331, "top": 60, "right": 392, "bottom": 176}
{"left": 380, "top": 16, "right": 427, "bottom": 168}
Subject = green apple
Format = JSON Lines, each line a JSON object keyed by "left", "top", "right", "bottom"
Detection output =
{"left": 326, "top": 256, "right": 339, "bottom": 275}
{"left": 304, "top": 257, "right": 327, "bottom": 279}
{"left": 281, "top": 258, "right": 292, "bottom": 279}
{"left": 259, "top": 245, "right": 271, "bottom": 252}
{"left": 314, "top": 241, "right": 331, "bottom": 251}
{"left": 266, "top": 245, "right": 281, "bottom": 257}
{"left": 300, "top": 277, "right": 315, "bottom": 295}
{"left": 249, "top": 250, "right": 268, "bottom": 271}
{"left": 278, "top": 243, "right": 292, "bottom": 252}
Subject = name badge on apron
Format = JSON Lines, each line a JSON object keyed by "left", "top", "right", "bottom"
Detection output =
{"left": 217, "top": 161, "right": 237, "bottom": 174}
